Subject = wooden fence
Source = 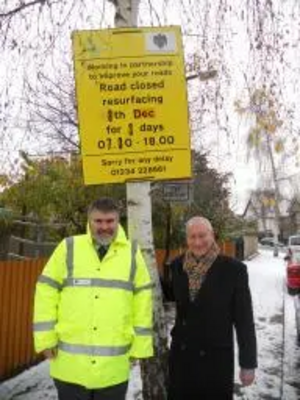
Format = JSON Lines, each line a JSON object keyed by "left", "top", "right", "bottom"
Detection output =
{"left": 0, "top": 242, "right": 236, "bottom": 381}
{"left": 0, "top": 259, "right": 45, "bottom": 381}
{"left": 219, "top": 241, "right": 236, "bottom": 258}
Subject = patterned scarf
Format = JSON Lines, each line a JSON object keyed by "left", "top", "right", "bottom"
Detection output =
{"left": 183, "top": 242, "right": 220, "bottom": 301}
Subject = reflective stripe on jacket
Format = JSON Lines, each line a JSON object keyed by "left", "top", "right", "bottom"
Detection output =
{"left": 33, "top": 225, "right": 153, "bottom": 389}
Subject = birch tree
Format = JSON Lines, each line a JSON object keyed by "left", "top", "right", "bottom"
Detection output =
{"left": 1, "top": 1, "right": 300, "bottom": 173}
{"left": 107, "top": 1, "right": 169, "bottom": 398}
{"left": 236, "top": 89, "right": 284, "bottom": 256}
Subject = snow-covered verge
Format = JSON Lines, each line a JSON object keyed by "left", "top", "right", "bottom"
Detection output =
{"left": 282, "top": 292, "right": 300, "bottom": 399}
{"left": 0, "top": 363, "right": 143, "bottom": 400}
{"left": 1, "top": 250, "right": 300, "bottom": 400}
{"left": 235, "top": 250, "right": 300, "bottom": 400}
{"left": 235, "top": 250, "right": 285, "bottom": 399}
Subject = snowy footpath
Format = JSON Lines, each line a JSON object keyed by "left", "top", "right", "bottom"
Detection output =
{"left": 235, "top": 250, "right": 300, "bottom": 400}
{"left": 1, "top": 250, "right": 300, "bottom": 400}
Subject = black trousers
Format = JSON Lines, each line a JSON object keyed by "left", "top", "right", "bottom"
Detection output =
{"left": 168, "top": 345, "right": 234, "bottom": 400}
{"left": 54, "top": 379, "right": 128, "bottom": 400}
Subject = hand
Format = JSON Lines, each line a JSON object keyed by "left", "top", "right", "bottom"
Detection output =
{"left": 43, "top": 347, "right": 58, "bottom": 360}
{"left": 240, "top": 369, "right": 255, "bottom": 386}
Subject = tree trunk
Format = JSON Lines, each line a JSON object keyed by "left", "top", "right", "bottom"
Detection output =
{"left": 127, "top": 183, "right": 169, "bottom": 400}
{"left": 266, "top": 135, "right": 281, "bottom": 257}
{"left": 19, "top": 172, "right": 29, "bottom": 256}
{"left": 261, "top": 206, "right": 267, "bottom": 233}
{"left": 108, "top": 1, "right": 169, "bottom": 398}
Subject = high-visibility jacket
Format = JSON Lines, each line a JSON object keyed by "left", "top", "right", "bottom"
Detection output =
{"left": 33, "top": 225, "right": 153, "bottom": 389}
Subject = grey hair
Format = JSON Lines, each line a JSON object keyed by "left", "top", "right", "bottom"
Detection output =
{"left": 186, "top": 216, "right": 213, "bottom": 233}
{"left": 88, "top": 197, "right": 119, "bottom": 215}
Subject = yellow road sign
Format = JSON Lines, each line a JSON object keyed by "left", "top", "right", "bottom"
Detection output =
{"left": 72, "top": 26, "right": 191, "bottom": 184}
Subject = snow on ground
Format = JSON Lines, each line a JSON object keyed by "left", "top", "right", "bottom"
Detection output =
{"left": 1, "top": 250, "right": 300, "bottom": 399}
{"left": 235, "top": 250, "right": 286, "bottom": 400}
{"left": 282, "top": 292, "right": 300, "bottom": 399}
{"left": 0, "top": 362, "right": 143, "bottom": 400}
{"left": 235, "top": 249, "right": 300, "bottom": 400}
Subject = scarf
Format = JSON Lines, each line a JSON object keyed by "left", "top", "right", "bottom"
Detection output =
{"left": 183, "top": 242, "right": 220, "bottom": 301}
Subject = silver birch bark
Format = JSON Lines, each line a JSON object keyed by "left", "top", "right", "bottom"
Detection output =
{"left": 266, "top": 135, "right": 281, "bottom": 257}
{"left": 107, "top": 1, "right": 169, "bottom": 398}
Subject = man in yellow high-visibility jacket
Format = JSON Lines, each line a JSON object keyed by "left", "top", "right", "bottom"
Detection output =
{"left": 33, "top": 197, "right": 153, "bottom": 400}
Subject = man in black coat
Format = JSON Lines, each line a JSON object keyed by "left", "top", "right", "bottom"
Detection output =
{"left": 163, "top": 217, "right": 257, "bottom": 400}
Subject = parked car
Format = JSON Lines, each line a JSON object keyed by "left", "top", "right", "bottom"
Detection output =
{"left": 287, "top": 234, "right": 300, "bottom": 257}
{"left": 259, "top": 237, "right": 285, "bottom": 248}
{"left": 286, "top": 251, "right": 300, "bottom": 295}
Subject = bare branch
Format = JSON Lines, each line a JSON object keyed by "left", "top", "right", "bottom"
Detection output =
{"left": 0, "top": 0, "right": 46, "bottom": 18}
{"left": 34, "top": 110, "right": 79, "bottom": 149}
{"left": 187, "top": 70, "right": 218, "bottom": 82}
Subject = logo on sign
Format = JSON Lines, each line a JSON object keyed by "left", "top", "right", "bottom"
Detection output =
{"left": 146, "top": 32, "right": 177, "bottom": 53}
{"left": 153, "top": 34, "right": 168, "bottom": 49}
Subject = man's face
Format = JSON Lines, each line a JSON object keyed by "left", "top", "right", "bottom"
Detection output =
{"left": 89, "top": 210, "right": 119, "bottom": 245}
{"left": 186, "top": 222, "right": 214, "bottom": 256}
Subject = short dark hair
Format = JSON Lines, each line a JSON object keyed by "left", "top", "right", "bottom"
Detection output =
{"left": 88, "top": 198, "right": 119, "bottom": 215}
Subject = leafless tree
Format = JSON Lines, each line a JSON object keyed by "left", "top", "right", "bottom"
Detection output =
{"left": 1, "top": 0, "right": 299, "bottom": 166}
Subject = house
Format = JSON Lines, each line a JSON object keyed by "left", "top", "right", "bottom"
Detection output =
{"left": 243, "top": 190, "right": 291, "bottom": 242}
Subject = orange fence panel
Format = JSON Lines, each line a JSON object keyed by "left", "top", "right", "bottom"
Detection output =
{"left": 155, "top": 249, "right": 182, "bottom": 275}
{"left": 0, "top": 259, "right": 46, "bottom": 381}
{"left": 218, "top": 241, "right": 236, "bottom": 258}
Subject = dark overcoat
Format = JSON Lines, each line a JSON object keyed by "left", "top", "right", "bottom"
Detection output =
{"left": 163, "top": 254, "right": 257, "bottom": 400}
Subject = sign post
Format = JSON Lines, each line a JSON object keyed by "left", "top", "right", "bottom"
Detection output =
{"left": 72, "top": 22, "right": 191, "bottom": 399}
{"left": 163, "top": 180, "right": 193, "bottom": 203}
{"left": 72, "top": 26, "right": 191, "bottom": 184}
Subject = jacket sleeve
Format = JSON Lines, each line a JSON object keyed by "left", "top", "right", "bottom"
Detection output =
{"left": 233, "top": 263, "right": 257, "bottom": 369}
{"left": 130, "top": 246, "right": 154, "bottom": 359}
{"left": 33, "top": 240, "right": 66, "bottom": 353}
